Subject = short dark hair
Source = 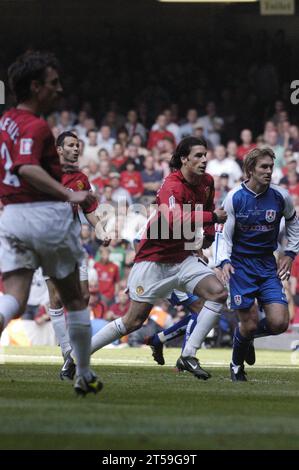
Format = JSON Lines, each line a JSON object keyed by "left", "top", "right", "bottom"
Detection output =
{"left": 8, "top": 51, "right": 60, "bottom": 103}
{"left": 243, "top": 147, "right": 276, "bottom": 178}
{"left": 56, "top": 131, "right": 78, "bottom": 147}
{"left": 169, "top": 137, "right": 207, "bottom": 170}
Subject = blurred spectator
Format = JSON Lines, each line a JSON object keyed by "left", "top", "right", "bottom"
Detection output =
{"left": 263, "top": 129, "right": 285, "bottom": 169}
{"left": 206, "top": 145, "right": 242, "bottom": 188}
{"left": 125, "top": 109, "right": 147, "bottom": 143}
{"left": 81, "top": 224, "right": 101, "bottom": 257}
{"left": 110, "top": 172, "right": 133, "bottom": 205}
{"left": 151, "top": 108, "right": 180, "bottom": 145}
{"left": 111, "top": 142, "right": 128, "bottom": 171}
{"left": 192, "top": 121, "right": 213, "bottom": 149}
{"left": 94, "top": 246, "right": 120, "bottom": 306}
{"left": 98, "top": 125, "right": 115, "bottom": 155}
{"left": 237, "top": 129, "right": 256, "bottom": 161}
{"left": 82, "top": 129, "right": 101, "bottom": 164}
{"left": 92, "top": 160, "right": 111, "bottom": 193}
{"left": 141, "top": 155, "right": 163, "bottom": 200}
{"left": 279, "top": 153, "right": 299, "bottom": 189}
{"left": 199, "top": 101, "right": 224, "bottom": 148}
{"left": 180, "top": 108, "right": 198, "bottom": 139}
{"left": 106, "top": 289, "right": 130, "bottom": 321}
{"left": 147, "top": 114, "right": 175, "bottom": 150}
{"left": 120, "top": 159, "right": 144, "bottom": 200}
{"left": 125, "top": 144, "right": 145, "bottom": 171}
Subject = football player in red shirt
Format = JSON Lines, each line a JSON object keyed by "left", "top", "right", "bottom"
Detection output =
{"left": 45, "top": 131, "right": 110, "bottom": 380}
{"left": 0, "top": 51, "right": 101, "bottom": 396}
{"left": 91, "top": 137, "right": 228, "bottom": 379}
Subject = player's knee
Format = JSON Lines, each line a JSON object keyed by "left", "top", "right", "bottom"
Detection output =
{"left": 210, "top": 287, "right": 228, "bottom": 304}
{"left": 268, "top": 317, "right": 289, "bottom": 335}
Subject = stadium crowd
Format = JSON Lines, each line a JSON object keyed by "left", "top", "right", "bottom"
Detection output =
{"left": 0, "top": 27, "right": 299, "bottom": 347}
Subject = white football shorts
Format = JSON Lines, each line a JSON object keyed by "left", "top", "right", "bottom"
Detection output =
{"left": 0, "top": 201, "right": 84, "bottom": 279}
{"left": 128, "top": 255, "right": 214, "bottom": 304}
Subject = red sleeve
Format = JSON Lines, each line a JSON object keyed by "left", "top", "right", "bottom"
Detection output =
{"left": 12, "top": 121, "right": 52, "bottom": 172}
{"left": 81, "top": 174, "right": 98, "bottom": 214}
{"left": 158, "top": 182, "right": 213, "bottom": 231}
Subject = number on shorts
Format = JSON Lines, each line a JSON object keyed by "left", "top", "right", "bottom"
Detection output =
{"left": 1, "top": 142, "right": 20, "bottom": 187}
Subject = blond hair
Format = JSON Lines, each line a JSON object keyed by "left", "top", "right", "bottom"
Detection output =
{"left": 243, "top": 147, "right": 275, "bottom": 178}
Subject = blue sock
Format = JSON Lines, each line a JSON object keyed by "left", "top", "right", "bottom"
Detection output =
{"left": 182, "top": 313, "right": 197, "bottom": 351}
{"left": 151, "top": 313, "right": 193, "bottom": 346}
{"left": 254, "top": 318, "right": 277, "bottom": 338}
{"left": 232, "top": 327, "right": 252, "bottom": 366}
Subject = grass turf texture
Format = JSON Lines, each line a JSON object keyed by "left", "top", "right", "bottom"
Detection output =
{"left": 0, "top": 346, "right": 299, "bottom": 450}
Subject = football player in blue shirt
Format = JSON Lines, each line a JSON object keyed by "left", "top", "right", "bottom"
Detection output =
{"left": 217, "top": 147, "right": 299, "bottom": 381}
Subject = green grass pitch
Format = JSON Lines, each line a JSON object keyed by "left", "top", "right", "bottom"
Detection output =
{"left": 0, "top": 346, "right": 299, "bottom": 450}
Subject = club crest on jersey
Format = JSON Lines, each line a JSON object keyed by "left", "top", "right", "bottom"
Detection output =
{"left": 20, "top": 138, "right": 33, "bottom": 155}
{"left": 168, "top": 195, "right": 176, "bottom": 209}
{"left": 77, "top": 180, "right": 84, "bottom": 190}
{"left": 265, "top": 210, "right": 276, "bottom": 222}
{"left": 136, "top": 286, "right": 144, "bottom": 295}
{"left": 234, "top": 295, "right": 242, "bottom": 306}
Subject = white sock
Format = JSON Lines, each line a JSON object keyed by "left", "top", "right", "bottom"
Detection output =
{"left": 0, "top": 295, "right": 20, "bottom": 329}
{"left": 91, "top": 318, "right": 127, "bottom": 354}
{"left": 67, "top": 309, "right": 91, "bottom": 378}
{"left": 182, "top": 301, "right": 223, "bottom": 358}
{"left": 48, "top": 308, "right": 72, "bottom": 358}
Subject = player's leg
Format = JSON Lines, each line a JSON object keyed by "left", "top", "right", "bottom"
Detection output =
{"left": 230, "top": 304, "right": 258, "bottom": 381}
{"left": 46, "top": 278, "right": 75, "bottom": 381}
{"left": 91, "top": 300, "right": 153, "bottom": 353}
{"left": 257, "top": 303, "right": 289, "bottom": 335}
{"left": 176, "top": 258, "right": 227, "bottom": 379}
{"left": 181, "top": 275, "right": 226, "bottom": 357}
{"left": 79, "top": 257, "right": 90, "bottom": 307}
{"left": 92, "top": 260, "right": 172, "bottom": 354}
{"left": 146, "top": 293, "right": 201, "bottom": 365}
{"left": 0, "top": 269, "right": 34, "bottom": 334}
{"left": 52, "top": 267, "right": 102, "bottom": 395}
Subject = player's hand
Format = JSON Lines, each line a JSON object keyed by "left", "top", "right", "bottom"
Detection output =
{"left": 95, "top": 220, "right": 111, "bottom": 246}
{"left": 221, "top": 262, "right": 235, "bottom": 283}
{"left": 67, "top": 190, "right": 96, "bottom": 208}
{"left": 213, "top": 209, "right": 227, "bottom": 223}
{"left": 277, "top": 255, "right": 293, "bottom": 281}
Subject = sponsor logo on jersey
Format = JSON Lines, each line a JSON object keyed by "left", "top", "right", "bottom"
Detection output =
{"left": 265, "top": 209, "right": 276, "bottom": 222}
{"left": 20, "top": 138, "right": 33, "bottom": 155}
{"left": 234, "top": 295, "right": 242, "bottom": 306}
{"left": 168, "top": 195, "right": 176, "bottom": 209}
{"left": 136, "top": 286, "right": 144, "bottom": 295}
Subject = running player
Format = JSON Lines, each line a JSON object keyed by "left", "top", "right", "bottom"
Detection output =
{"left": 0, "top": 51, "right": 101, "bottom": 396}
{"left": 90, "top": 136, "right": 228, "bottom": 380}
{"left": 46, "top": 131, "right": 110, "bottom": 380}
{"left": 218, "top": 147, "right": 299, "bottom": 381}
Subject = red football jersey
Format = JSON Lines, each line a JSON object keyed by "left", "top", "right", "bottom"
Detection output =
{"left": 135, "top": 170, "right": 215, "bottom": 263}
{"left": 0, "top": 109, "right": 62, "bottom": 205}
{"left": 62, "top": 170, "right": 98, "bottom": 214}
{"left": 94, "top": 261, "right": 120, "bottom": 300}
{"left": 120, "top": 170, "right": 144, "bottom": 196}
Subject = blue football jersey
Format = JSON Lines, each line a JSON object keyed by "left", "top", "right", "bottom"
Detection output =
{"left": 217, "top": 182, "right": 299, "bottom": 265}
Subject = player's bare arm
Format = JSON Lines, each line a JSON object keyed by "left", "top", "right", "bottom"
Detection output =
{"left": 85, "top": 210, "right": 111, "bottom": 246}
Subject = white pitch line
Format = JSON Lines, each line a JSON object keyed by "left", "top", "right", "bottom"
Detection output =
{"left": 0, "top": 354, "right": 298, "bottom": 369}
